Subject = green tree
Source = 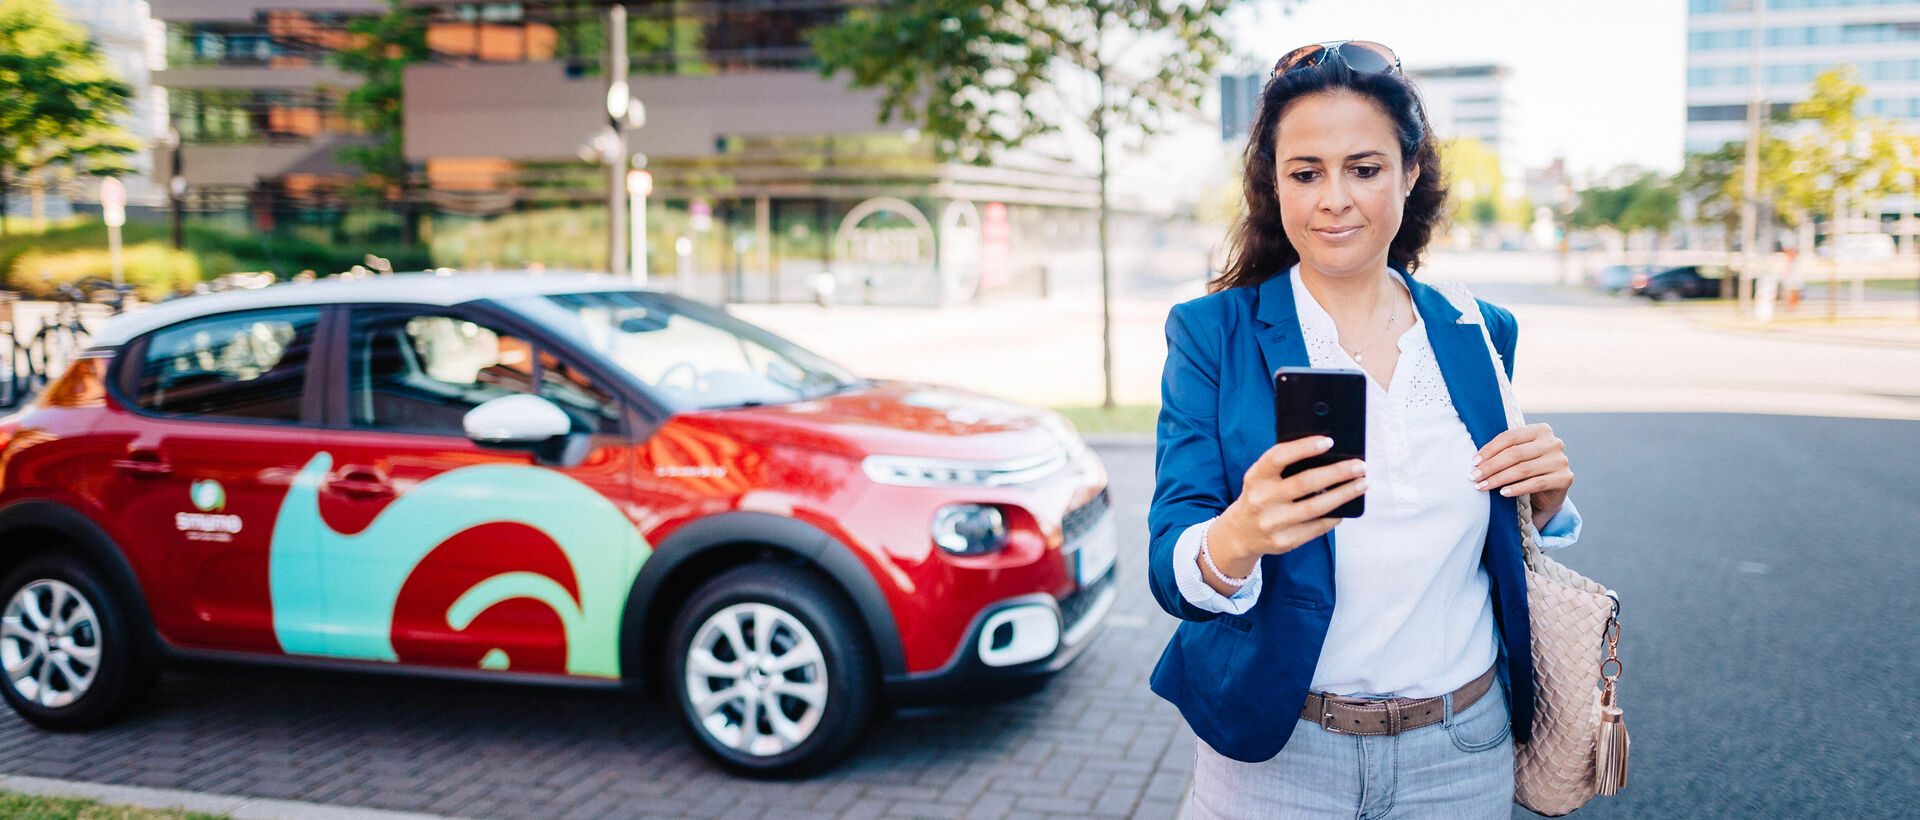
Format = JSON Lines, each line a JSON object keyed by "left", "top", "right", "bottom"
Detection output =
{"left": 0, "top": 0, "right": 137, "bottom": 234}
{"left": 809, "top": 0, "right": 1244, "bottom": 409}
{"left": 1685, "top": 67, "right": 1912, "bottom": 255}
{"left": 327, "top": 0, "right": 429, "bottom": 245}
{"left": 1439, "top": 137, "right": 1505, "bottom": 230}
{"left": 1569, "top": 169, "right": 1677, "bottom": 238}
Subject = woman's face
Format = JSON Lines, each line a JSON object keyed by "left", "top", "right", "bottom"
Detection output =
{"left": 1270, "top": 90, "right": 1419, "bottom": 281}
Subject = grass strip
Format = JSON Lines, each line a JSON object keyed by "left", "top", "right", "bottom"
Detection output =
{"left": 1053, "top": 404, "right": 1160, "bottom": 437}
{"left": 0, "top": 791, "right": 226, "bottom": 820}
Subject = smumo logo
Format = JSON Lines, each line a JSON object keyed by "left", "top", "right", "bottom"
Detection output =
{"left": 190, "top": 479, "right": 225, "bottom": 512}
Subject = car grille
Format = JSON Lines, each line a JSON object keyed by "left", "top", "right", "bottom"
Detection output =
{"left": 1061, "top": 489, "right": 1110, "bottom": 546}
{"left": 1059, "top": 566, "right": 1113, "bottom": 635}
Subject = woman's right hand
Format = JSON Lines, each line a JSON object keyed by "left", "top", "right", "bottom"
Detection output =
{"left": 1200, "top": 436, "right": 1369, "bottom": 594}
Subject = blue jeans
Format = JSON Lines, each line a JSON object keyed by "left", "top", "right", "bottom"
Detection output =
{"left": 1191, "top": 684, "right": 1515, "bottom": 819}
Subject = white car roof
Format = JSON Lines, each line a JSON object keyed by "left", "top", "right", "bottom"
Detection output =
{"left": 91, "top": 271, "right": 650, "bottom": 348}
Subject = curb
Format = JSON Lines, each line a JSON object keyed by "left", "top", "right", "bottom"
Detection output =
{"left": 0, "top": 775, "right": 462, "bottom": 820}
{"left": 1082, "top": 434, "right": 1155, "bottom": 447}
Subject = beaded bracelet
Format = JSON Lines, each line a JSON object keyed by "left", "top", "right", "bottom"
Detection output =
{"left": 1198, "top": 519, "right": 1253, "bottom": 589}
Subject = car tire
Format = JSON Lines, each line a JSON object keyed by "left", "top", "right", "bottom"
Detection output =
{"left": 1656, "top": 288, "right": 1684, "bottom": 302}
{"left": 667, "top": 564, "right": 876, "bottom": 778}
{"left": 0, "top": 554, "right": 156, "bottom": 729}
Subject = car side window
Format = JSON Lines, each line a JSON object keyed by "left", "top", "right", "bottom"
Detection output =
{"left": 538, "top": 350, "right": 621, "bottom": 435}
{"left": 134, "top": 307, "right": 320, "bottom": 422}
{"left": 347, "top": 308, "right": 536, "bottom": 435}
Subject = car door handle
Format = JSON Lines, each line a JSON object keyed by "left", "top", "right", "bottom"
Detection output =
{"left": 327, "top": 472, "right": 394, "bottom": 499}
{"left": 112, "top": 454, "right": 173, "bottom": 478}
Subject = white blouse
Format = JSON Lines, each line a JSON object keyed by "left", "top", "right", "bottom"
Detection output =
{"left": 1170, "top": 268, "right": 1582, "bottom": 699}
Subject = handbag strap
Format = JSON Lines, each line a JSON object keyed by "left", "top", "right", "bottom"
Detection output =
{"left": 1429, "top": 281, "right": 1542, "bottom": 563}
{"left": 1432, "top": 281, "right": 1617, "bottom": 600}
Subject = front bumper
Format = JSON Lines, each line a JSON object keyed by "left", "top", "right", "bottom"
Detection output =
{"left": 883, "top": 565, "right": 1117, "bottom": 705}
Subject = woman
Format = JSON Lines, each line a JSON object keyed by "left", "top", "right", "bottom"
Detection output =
{"left": 1147, "top": 41, "right": 1583, "bottom": 817}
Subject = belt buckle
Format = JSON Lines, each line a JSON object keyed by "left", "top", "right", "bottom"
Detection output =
{"left": 1319, "top": 694, "right": 1369, "bottom": 735}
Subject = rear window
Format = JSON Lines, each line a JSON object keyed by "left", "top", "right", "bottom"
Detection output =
{"left": 133, "top": 307, "right": 321, "bottom": 422}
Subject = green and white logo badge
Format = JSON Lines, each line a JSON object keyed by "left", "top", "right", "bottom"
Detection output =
{"left": 191, "top": 480, "right": 226, "bottom": 512}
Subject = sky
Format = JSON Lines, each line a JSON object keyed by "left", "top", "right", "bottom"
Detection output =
{"left": 1226, "top": 0, "right": 1689, "bottom": 179}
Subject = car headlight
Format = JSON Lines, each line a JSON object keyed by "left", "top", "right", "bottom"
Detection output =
{"left": 931, "top": 504, "right": 1009, "bottom": 555}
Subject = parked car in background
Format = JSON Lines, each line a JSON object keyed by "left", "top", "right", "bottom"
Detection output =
{"left": 1633, "top": 265, "right": 1732, "bottom": 301}
{"left": 0, "top": 273, "right": 1116, "bottom": 777}
{"left": 1591, "top": 264, "right": 1652, "bottom": 294}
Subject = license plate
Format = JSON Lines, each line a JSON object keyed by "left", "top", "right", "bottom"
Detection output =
{"left": 1074, "top": 513, "right": 1118, "bottom": 586}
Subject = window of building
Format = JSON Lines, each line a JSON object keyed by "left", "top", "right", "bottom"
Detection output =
{"left": 1689, "top": 29, "right": 1752, "bottom": 50}
{"left": 171, "top": 89, "right": 354, "bottom": 143}
{"left": 1688, "top": 66, "right": 1751, "bottom": 86}
{"left": 164, "top": 12, "right": 354, "bottom": 68}
{"left": 1871, "top": 97, "right": 1920, "bottom": 118}
{"left": 134, "top": 308, "right": 321, "bottom": 422}
{"left": 423, "top": 0, "right": 847, "bottom": 75}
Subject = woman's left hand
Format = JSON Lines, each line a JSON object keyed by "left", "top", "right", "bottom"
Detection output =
{"left": 1469, "top": 423, "right": 1573, "bottom": 531}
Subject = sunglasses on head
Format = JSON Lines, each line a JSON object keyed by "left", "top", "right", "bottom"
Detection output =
{"left": 1270, "top": 40, "right": 1400, "bottom": 79}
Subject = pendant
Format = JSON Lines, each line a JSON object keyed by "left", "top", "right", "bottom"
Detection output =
{"left": 1353, "top": 353, "right": 1363, "bottom": 363}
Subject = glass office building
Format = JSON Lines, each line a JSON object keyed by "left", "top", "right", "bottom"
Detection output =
{"left": 150, "top": 0, "right": 1115, "bottom": 305}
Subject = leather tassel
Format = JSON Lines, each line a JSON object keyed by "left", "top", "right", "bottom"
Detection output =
{"left": 1596, "top": 701, "right": 1629, "bottom": 796}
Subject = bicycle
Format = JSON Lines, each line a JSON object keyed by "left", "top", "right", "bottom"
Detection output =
{"left": 0, "top": 292, "right": 37, "bottom": 408}
{"left": 25, "top": 281, "right": 94, "bottom": 392}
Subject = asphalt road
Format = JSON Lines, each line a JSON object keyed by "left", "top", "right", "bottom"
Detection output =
{"left": 1495, "top": 413, "right": 1920, "bottom": 819}
{"left": 1, "top": 415, "right": 1915, "bottom": 818}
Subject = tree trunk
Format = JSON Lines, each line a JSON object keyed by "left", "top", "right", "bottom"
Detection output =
{"left": 1095, "top": 21, "right": 1115, "bottom": 412}
{"left": 0, "top": 174, "right": 9, "bottom": 237}
{"left": 28, "top": 173, "right": 46, "bottom": 233}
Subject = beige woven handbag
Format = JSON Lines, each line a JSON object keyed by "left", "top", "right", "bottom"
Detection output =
{"left": 1436, "top": 282, "right": 1629, "bottom": 817}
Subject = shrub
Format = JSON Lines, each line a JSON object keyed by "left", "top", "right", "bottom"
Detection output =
{"left": 7, "top": 244, "right": 204, "bottom": 299}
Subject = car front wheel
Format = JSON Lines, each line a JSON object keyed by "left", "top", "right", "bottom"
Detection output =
{"left": 667, "top": 564, "right": 876, "bottom": 777}
{"left": 0, "top": 554, "right": 155, "bottom": 728}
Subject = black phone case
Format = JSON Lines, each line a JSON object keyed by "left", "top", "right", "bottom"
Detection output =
{"left": 1273, "top": 367, "right": 1367, "bottom": 518}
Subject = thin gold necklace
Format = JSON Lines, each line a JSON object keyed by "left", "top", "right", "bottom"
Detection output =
{"left": 1342, "top": 297, "right": 1397, "bottom": 364}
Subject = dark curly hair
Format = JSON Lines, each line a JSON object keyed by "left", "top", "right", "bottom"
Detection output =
{"left": 1210, "top": 56, "right": 1447, "bottom": 293}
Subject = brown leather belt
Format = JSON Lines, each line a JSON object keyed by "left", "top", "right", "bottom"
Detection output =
{"left": 1300, "top": 665, "right": 1498, "bottom": 737}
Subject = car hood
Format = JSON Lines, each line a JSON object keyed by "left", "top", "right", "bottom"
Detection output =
{"left": 688, "top": 380, "right": 1080, "bottom": 463}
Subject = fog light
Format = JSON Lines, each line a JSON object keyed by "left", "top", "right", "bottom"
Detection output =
{"left": 932, "top": 504, "right": 1008, "bottom": 555}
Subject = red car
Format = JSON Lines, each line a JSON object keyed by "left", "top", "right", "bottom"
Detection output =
{"left": 0, "top": 274, "right": 1115, "bottom": 776}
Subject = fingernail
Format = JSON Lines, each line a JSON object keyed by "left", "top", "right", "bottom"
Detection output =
{"left": 1317, "top": 437, "right": 1334, "bottom": 451}
{"left": 1351, "top": 461, "right": 1366, "bottom": 475}
{"left": 1468, "top": 469, "right": 1482, "bottom": 480}
{"left": 1355, "top": 479, "right": 1369, "bottom": 492}
{"left": 1470, "top": 455, "right": 1482, "bottom": 466}
{"left": 1499, "top": 487, "right": 1513, "bottom": 496}
{"left": 1475, "top": 481, "right": 1488, "bottom": 490}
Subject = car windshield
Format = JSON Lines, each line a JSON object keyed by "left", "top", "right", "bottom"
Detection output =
{"left": 509, "top": 290, "right": 863, "bottom": 411}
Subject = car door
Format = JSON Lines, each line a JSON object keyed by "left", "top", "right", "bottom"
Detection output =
{"left": 282, "top": 303, "right": 642, "bottom": 679}
{"left": 100, "top": 306, "right": 329, "bottom": 653}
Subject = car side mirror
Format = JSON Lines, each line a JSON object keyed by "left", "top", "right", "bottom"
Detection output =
{"left": 463, "top": 394, "right": 571, "bottom": 445}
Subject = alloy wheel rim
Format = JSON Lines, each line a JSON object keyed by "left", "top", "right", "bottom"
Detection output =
{"left": 685, "top": 602, "right": 829, "bottom": 757}
{"left": 2, "top": 580, "right": 102, "bottom": 709}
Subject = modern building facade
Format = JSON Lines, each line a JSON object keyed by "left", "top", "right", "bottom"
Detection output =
{"left": 1685, "top": 0, "right": 1920, "bottom": 154}
{"left": 148, "top": 0, "right": 1123, "bottom": 305}
{"left": 1407, "top": 64, "right": 1522, "bottom": 195}
{"left": 1686, "top": 0, "right": 1920, "bottom": 249}
{"left": 1220, "top": 63, "right": 1524, "bottom": 196}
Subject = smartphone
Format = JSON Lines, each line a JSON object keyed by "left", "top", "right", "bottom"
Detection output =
{"left": 1273, "top": 367, "right": 1367, "bottom": 518}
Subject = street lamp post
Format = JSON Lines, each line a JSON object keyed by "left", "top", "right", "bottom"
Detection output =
{"left": 604, "top": 3, "right": 629, "bottom": 278}
{"left": 1738, "top": 0, "right": 1765, "bottom": 312}
{"left": 159, "top": 127, "right": 184, "bottom": 250}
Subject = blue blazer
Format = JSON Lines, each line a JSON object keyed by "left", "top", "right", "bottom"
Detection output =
{"left": 1147, "top": 267, "right": 1535, "bottom": 763}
